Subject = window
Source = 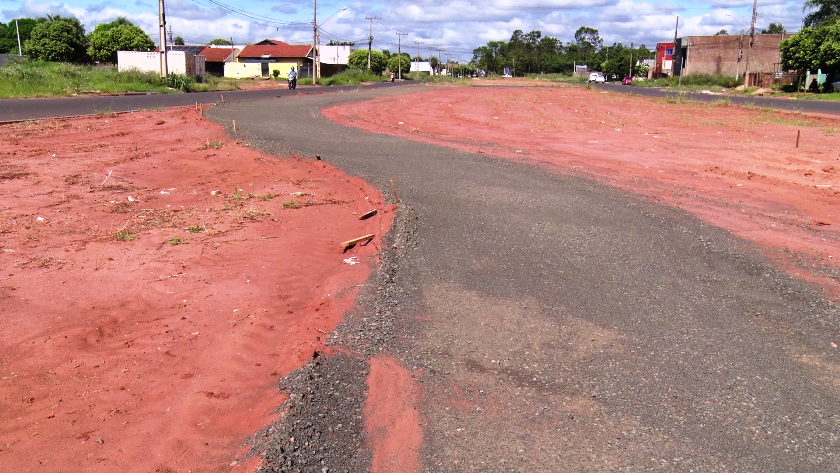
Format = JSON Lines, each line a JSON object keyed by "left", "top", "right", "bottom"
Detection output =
{"left": 665, "top": 48, "right": 674, "bottom": 55}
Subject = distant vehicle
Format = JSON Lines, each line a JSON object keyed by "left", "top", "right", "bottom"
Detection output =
{"left": 622, "top": 76, "right": 633, "bottom": 85}
{"left": 588, "top": 72, "right": 605, "bottom": 83}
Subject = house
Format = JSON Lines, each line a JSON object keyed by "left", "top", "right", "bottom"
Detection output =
{"left": 117, "top": 50, "right": 205, "bottom": 80}
{"left": 225, "top": 39, "right": 312, "bottom": 79}
{"left": 654, "top": 42, "right": 674, "bottom": 77}
{"left": 673, "top": 34, "right": 792, "bottom": 86}
{"left": 199, "top": 45, "right": 239, "bottom": 77}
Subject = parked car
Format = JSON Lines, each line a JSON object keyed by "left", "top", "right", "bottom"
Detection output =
{"left": 588, "top": 72, "right": 605, "bottom": 83}
{"left": 622, "top": 76, "right": 632, "bottom": 85}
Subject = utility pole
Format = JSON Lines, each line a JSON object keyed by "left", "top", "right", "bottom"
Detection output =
{"left": 366, "top": 16, "right": 380, "bottom": 69}
{"left": 438, "top": 49, "right": 442, "bottom": 75}
{"left": 396, "top": 32, "right": 407, "bottom": 80}
{"left": 168, "top": 25, "right": 173, "bottom": 47}
{"left": 312, "top": 0, "right": 318, "bottom": 85}
{"left": 737, "top": 30, "right": 744, "bottom": 79}
{"left": 158, "top": 0, "right": 168, "bottom": 78}
{"left": 415, "top": 41, "right": 422, "bottom": 78}
{"left": 743, "top": 0, "right": 758, "bottom": 87}
{"left": 15, "top": 19, "right": 22, "bottom": 56}
{"left": 629, "top": 41, "right": 634, "bottom": 78}
{"left": 672, "top": 15, "right": 678, "bottom": 77}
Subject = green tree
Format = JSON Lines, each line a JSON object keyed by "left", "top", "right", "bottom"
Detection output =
{"left": 24, "top": 18, "right": 88, "bottom": 62}
{"left": 715, "top": 29, "right": 729, "bottom": 36}
{"left": 761, "top": 22, "right": 786, "bottom": 34}
{"left": 803, "top": 0, "right": 840, "bottom": 27}
{"left": 781, "top": 18, "right": 840, "bottom": 87}
{"left": 574, "top": 26, "right": 602, "bottom": 61}
{"left": 87, "top": 17, "right": 154, "bottom": 63}
{"left": 348, "top": 48, "right": 386, "bottom": 74}
{"left": 0, "top": 18, "right": 40, "bottom": 54}
{"left": 174, "top": 35, "right": 185, "bottom": 45}
{"left": 208, "top": 38, "right": 232, "bottom": 45}
{"left": 387, "top": 52, "right": 410, "bottom": 76}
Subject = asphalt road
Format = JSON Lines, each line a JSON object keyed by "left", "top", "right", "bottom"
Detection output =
{"left": 0, "top": 81, "right": 403, "bottom": 122}
{"left": 207, "top": 88, "right": 840, "bottom": 471}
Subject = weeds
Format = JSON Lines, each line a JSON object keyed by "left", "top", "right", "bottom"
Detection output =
{"left": 168, "top": 236, "right": 184, "bottom": 245}
{"left": 282, "top": 201, "right": 301, "bottom": 209}
{"left": 201, "top": 140, "right": 224, "bottom": 150}
{"left": 259, "top": 193, "right": 277, "bottom": 201}
{"left": 115, "top": 230, "right": 136, "bottom": 241}
{"left": 94, "top": 106, "right": 116, "bottom": 115}
{"left": 187, "top": 225, "right": 205, "bottom": 233}
{"left": 664, "top": 93, "right": 688, "bottom": 104}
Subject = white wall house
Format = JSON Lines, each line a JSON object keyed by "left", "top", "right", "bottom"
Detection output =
{"left": 117, "top": 51, "right": 206, "bottom": 80}
{"left": 409, "top": 61, "right": 432, "bottom": 74}
{"left": 319, "top": 45, "right": 351, "bottom": 65}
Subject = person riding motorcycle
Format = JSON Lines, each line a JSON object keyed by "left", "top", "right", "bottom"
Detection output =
{"left": 288, "top": 67, "right": 298, "bottom": 89}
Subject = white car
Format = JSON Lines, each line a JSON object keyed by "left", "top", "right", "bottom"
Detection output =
{"left": 588, "top": 72, "right": 605, "bottom": 83}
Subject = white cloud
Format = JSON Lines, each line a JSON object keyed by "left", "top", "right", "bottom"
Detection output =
{"left": 0, "top": 0, "right": 808, "bottom": 59}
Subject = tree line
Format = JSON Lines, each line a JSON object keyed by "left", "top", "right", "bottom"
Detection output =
{"left": 471, "top": 28, "right": 655, "bottom": 77}
{"left": 0, "top": 15, "right": 155, "bottom": 63}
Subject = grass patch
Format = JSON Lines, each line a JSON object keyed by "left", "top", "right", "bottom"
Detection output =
{"left": 115, "top": 230, "right": 136, "bottom": 241}
{"left": 187, "top": 225, "right": 205, "bottom": 233}
{"left": 94, "top": 106, "right": 116, "bottom": 115}
{"left": 168, "top": 236, "right": 184, "bottom": 245}
{"left": 259, "top": 193, "right": 277, "bottom": 201}
{"left": 635, "top": 73, "right": 742, "bottom": 90}
{"left": 664, "top": 93, "right": 689, "bottom": 104}
{"left": 0, "top": 59, "right": 235, "bottom": 99}
{"left": 201, "top": 140, "right": 224, "bottom": 150}
{"left": 316, "top": 69, "right": 386, "bottom": 86}
{"left": 282, "top": 201, "right": 301, "bottom": 209}
{"left": 825, "top": 127, "right": 838, "bottom": 134}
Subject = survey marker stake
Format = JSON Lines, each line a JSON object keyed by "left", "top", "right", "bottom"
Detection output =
{"left": 390, "top": 179, "right": 400, "bottom": 203}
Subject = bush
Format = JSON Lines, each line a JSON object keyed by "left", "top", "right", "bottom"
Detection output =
{"left": 318, "top": 69, "right": 382, "bottom": 85}
{"left": 166, "top": 73, "right": 194, "bottom": 92}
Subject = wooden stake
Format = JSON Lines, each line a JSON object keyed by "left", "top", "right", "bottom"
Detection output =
{"left": 340, "top": 234, "right": 375, "bottom": 250}
{"left": 359, "top": 209, "right": 377, "bottom": 220}
{"left": 390, "top": 179, "right": 400, "bottom": 203}
{"left": 221, "top": 94, "right": 225, "bottom": 103}
{"left": 796, "top": 130, "right": 800, "bottom": 148}
{"left": 195, "top": 102, "right": 198, "bottom": 111}
{"left": 233, "top": 120, "right": 237, "bottom": 132}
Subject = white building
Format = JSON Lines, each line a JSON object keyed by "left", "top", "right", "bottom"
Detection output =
{"left": 117, "top": 51, "right": 205, "bottom": 80}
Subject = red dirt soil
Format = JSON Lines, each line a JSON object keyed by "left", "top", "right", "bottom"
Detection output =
{"left": 0, "top": 108, "right": 391, "bottom": 472}
{"left": 363, "top": 356, "right": 422, "bottom": 473}
{"left": 324, "top": 83, "right": 840, "bottom": 297}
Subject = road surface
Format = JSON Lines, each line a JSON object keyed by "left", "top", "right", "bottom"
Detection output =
{"left": 206, "top": 87, "right": 840, "bottom": 471}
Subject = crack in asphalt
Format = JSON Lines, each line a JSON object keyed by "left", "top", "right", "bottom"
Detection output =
{"left": 207, "top": 87, "right": 840, "bottom": 472}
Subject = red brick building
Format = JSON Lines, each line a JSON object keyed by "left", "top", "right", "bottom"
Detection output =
{"left": 674, "top": 34, "right": 792, "bottom": 86}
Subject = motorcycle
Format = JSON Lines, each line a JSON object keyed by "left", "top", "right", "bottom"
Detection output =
{"left": 288, "top": 76, "right": 297, "bottom": 90}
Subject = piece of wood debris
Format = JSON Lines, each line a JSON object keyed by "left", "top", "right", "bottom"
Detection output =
{"left": 340, "top": 234, "right": 375, "bottom": 250}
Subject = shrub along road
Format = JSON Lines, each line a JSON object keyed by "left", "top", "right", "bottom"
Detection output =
{"left": 207, "top": 87, "right": 839, "bottom": 471}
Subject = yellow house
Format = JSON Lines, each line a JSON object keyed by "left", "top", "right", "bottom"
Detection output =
{"left": 224, "top": 40, "right": 312, "bottom": 79}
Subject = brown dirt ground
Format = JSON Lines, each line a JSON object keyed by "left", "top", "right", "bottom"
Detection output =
{"left": 324, "top": 82, "right": 840, "bottom": 298}
{"left": 0, "top": 108, "right": 391, "bottom": 472}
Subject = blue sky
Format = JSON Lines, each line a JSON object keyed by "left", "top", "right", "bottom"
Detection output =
{"left": 1, "top": 0, "right": 808, "bottom": 61}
